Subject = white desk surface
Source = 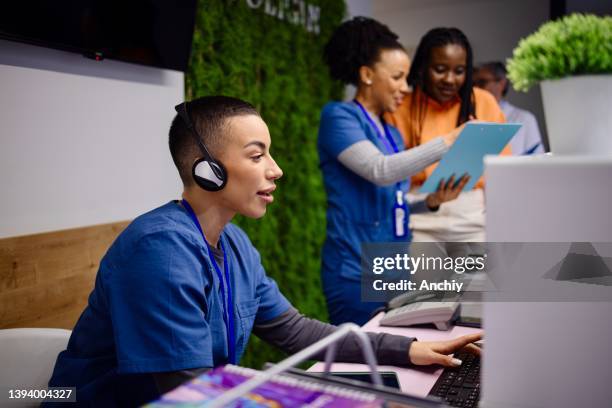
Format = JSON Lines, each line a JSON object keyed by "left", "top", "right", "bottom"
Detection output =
{"left": 308, "top": 312, "right": 482, "bottom": 397}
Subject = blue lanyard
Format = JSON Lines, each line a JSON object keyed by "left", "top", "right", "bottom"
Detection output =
{"left": 525, "top": 142, "right": 541, "bottom": 155}
{"left": 354, "top": 100, "right": 409, "bottom": 238}
{"left": 353, "top": 100, "right": 401, "bottom": 156}
{"left": 181, "top": 199, "right": 236, "bottom": 364}
{"left": 354, "top": 99, "right": 403, "bottom": 192}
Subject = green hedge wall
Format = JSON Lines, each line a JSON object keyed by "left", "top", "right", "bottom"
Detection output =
{"left": 186, "top": 0, "right": 346, "bottom": 369}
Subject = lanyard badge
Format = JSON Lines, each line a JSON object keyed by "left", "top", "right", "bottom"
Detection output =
{"left": 393, "top": 190, "right": 408, "bottom": 239}
{"left": 181, "top": 199, "right": 237, "bottom": 364}
{"left": 353, "top": 100, "right": 408, "bottom": 239}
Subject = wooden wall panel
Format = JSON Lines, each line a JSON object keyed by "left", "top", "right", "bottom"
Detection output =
{"left": 0, "top": 221, "right": 129, "bottom": 329}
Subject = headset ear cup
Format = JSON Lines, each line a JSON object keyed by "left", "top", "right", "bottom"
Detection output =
{"left": 192, "top": 158, "right": 227, "bottom": 191}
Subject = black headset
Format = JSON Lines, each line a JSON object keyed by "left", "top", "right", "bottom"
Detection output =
{"left": 175, "top": 102, "right": 228, "bottom": 191}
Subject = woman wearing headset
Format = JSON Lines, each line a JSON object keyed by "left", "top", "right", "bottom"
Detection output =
{"left": 318, "top": 17, "right": 469, "bottom": 325}
{"left": 46, "top": 96, "right": 481, "bottom": 406}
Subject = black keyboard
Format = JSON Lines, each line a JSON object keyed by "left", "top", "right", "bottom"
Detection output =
{"left": 428, "top": 350, "right": 480, "bottom": 407}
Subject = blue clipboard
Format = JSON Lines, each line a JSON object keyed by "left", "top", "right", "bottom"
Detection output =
{"left": 419, "top": 123, "right": 521, "bottom": 193}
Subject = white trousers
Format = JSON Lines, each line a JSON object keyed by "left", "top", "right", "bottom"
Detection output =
{"left": 408, "top": 189, "right": 486, "bottom": 243}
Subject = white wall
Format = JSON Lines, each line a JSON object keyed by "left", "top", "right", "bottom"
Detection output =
{"left": 346, "top": 0, "right": 371, "bottom": 19}
{"left": 343, "top": 0, "right": 373, "bottom": 100}
{"left": 0, "top": 40, "right": 183, "bottom": 238}
{"left": 373, "top": 0, "right": 550, "bottom": 147}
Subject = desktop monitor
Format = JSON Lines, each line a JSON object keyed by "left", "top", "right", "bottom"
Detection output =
{"left": 482, "top": 155, "right": 612, "bottom": 408}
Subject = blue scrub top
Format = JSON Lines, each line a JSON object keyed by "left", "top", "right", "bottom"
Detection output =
{"left": 47, "top": 201, "right": 291, "bottom": 406}
{"left": 317, "top": 101, "right": 411, "bottom": 324}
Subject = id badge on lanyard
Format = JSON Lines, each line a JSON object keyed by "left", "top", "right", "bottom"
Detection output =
{"left": 354, "top": 100, "right": 408, "bottom": 239}
{"left": 393, "top": 190, "right": 407, "bottom": 239}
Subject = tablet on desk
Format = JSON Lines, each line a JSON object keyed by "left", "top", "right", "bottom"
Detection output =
{"left": 419, "top": 123, "right": 520, "bottom": 193}
{"left": 328, "top": 371, "right": 401, "bottom": 389}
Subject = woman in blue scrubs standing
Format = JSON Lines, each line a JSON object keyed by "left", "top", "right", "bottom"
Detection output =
{"left": 318, "top": 17, "right": 469, "bottom": 325}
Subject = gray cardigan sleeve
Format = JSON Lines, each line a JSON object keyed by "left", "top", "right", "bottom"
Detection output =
{"left": 336, "top": 137, "right": 448, "bottom": 186}
{"left": 252, "top": 308, "right": 415, "bottom": 366}
{"left": 152, "top": 309, "right": 415, "bottom": 394}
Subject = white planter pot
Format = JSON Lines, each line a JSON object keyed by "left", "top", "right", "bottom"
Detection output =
{"left": 541, "top": 75, "right": 612, "bottom": 155}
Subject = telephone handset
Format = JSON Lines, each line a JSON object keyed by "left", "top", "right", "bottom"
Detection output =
{"left": 380, "top": 291, "right": 460, "bottom": 330}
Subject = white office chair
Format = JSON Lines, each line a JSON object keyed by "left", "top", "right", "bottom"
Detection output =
{"left": 0, "top": 328, "right": 71, "bottom": 407}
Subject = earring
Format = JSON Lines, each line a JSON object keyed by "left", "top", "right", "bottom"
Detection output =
{"left": 365, "top": 80, "right": 372, "bottom": 85}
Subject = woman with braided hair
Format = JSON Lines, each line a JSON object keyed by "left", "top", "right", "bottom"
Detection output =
{"left": 386, "top": 27, "right": 510, "bottom": 244}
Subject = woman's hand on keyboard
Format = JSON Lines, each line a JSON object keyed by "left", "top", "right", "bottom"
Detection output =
{"left": 408, "top": 332, "right": 483, "bottom": 367}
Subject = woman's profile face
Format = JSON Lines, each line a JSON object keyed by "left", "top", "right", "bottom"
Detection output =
{"left": 424, "top": 43, "right": 467, "bottom": 104}
{"left": 367, "top": 49, "right": 410, "bottom": 113}
{"left": 216, "top": 114, "right": 283, "bottom": 219}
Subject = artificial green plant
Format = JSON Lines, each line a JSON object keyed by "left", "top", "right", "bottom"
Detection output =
{"left": 507, "top": 13, "right": 612, "bottom": 92}
{"left": 186, "top": 0, "right": 346, "bottom": 369}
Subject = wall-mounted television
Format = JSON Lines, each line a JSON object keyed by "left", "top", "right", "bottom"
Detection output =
{"left": 0, "top": 0, "right": 197, "bottom": 72}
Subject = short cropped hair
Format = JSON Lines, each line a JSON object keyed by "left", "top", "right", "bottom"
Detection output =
{"left": 168, "top": 96, "right": 259, "bottom": 186}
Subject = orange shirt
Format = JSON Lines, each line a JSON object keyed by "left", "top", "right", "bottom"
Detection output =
{"left": 385, "top": 87, "right": 510, "bottom": 189}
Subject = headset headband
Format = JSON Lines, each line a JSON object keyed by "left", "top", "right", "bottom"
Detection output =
{"left": 174, "top": 102, "right": 216, "bottom": 162}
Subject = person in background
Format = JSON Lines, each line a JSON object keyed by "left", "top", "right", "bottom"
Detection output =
{"left": 474, "top": 61, "right": 545, "bottom": 155}
{"left": 45, "top": 96, "right": 481, "bottom": 407}
{"left": 318, "top": 17, "right": 469, "bottom": 325}
{"left": 386, "top": 28, "right": 511, "bottom": 243}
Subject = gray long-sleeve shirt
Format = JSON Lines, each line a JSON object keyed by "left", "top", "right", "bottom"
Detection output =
{"left": 337, "top": 107, "right": 448, "bottom": 187}
{"left": 152, "top": 243, "right": 415, "bottom": 393}
{"left": 337, "top": 138, "right": 448, "bottom": 187}
{"left": 335, "top": 112, "right": 448, "bottom": 214}
{"left": 153, "top": 307, "right": 415, "bottom": 393}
